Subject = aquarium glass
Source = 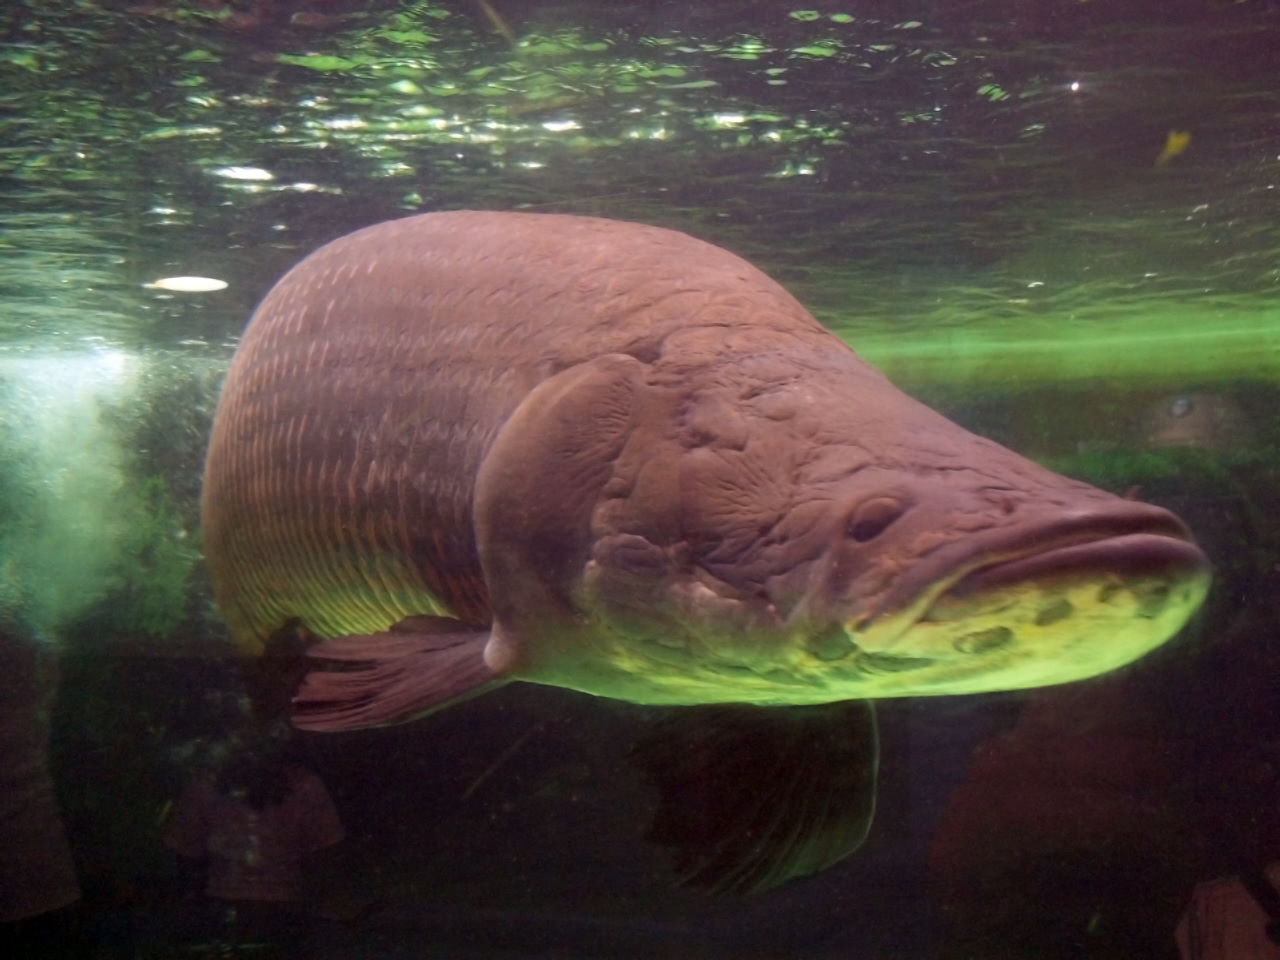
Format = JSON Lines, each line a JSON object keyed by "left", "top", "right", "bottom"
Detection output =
{"left": 2, "top": 1, "right": 1278, "bottom": 957}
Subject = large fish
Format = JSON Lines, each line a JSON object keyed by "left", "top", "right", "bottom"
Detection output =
{"left": 202, "top": 211, "right": 1210, "bottom": 893}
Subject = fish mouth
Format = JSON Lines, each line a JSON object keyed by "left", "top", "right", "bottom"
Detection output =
{"left": 858, "top": 502, "right": 1210, "bottom": 651}
{"left": 939, "top": 531, "right": 1207, "bottom": 604}
{"left": 833, "top": 503, "right": 1211, "bottom": 692}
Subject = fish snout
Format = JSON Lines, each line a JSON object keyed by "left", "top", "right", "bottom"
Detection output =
{"left": 839, "top": 500, "right": 1211, "bottom": 695}
{"left": 874, "top": 499, "right": 1201, "bottom": 621}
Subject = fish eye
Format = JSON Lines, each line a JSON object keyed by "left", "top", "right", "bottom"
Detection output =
{"left": 846, "top": 496, "right": 905, "bottom": 542}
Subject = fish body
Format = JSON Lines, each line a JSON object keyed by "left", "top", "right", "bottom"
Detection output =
{"left": 204, "top": 210, "right": 1206, "bottom": 706}
{"left": 202, "top": 211, "right": 1209, "bottom": 891}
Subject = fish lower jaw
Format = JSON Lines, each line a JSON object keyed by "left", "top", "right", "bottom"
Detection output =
{"left": 823, "top": 535, "right": 1211, "bottom": 697}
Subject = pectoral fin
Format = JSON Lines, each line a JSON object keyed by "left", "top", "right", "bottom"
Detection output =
{"left": 474, "top": 352, "right": 666, "bottom": 660}
{"left": 632, "top": 700, "right": 878, "bottom": 896}
{"left": 293, "top": 617, "right": 505, "bottom": 731}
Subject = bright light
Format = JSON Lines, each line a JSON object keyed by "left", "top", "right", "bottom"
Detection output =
{"left": 93, "top": 348, "right": 132, "bottom": 381}
{"left": 1069, "top": 81, "right": 1081, "bottom": 92}
{"left": 144, "top": 276, "right": 228, "bottom": 292}
{"left": 7, "top": 349, "right": 138, "bottom": 396}
{"left": 323, "top": 117, "right": 366, "bottom": 131}
{"left": 212, "top": 166, "right": 274, "bottom": 181}
{"left": 541, "top": 119, "right": 581, "bottom": 132}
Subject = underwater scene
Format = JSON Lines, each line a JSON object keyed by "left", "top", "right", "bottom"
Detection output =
{"left": 2, "top": 1, "right": 1279, "bottom": 958}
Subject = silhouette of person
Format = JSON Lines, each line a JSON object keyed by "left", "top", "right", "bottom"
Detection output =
{"left": 165, "top": 728, "right": 343, "bottom": 956}
{"left": 0, "top": 625, "right": 82, "bottom": 958}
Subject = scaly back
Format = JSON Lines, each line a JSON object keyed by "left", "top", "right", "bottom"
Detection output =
{"left": 201, "top": 211, "right": 828, "bottom": 651}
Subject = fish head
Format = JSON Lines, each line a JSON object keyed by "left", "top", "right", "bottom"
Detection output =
{"left": 482, "top": 352, "right": 1209, "bottom": 704}
{"left": 575, "top": 372, "right": 1210, "bottom": 702}
{"left": 788, "top": 475, "right": 1211, "bottom": 697}
{"left": 740, "top": 383, "right": 1209, "bottom": 698}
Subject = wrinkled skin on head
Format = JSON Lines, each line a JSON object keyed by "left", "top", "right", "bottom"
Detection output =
{"left": 475, "top": 325, "right": 1209, "bottom": 706}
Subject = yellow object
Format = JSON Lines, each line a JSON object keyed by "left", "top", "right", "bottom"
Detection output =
{"left": 1155, "top": 129, "right": 1191, "bottom": 168}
